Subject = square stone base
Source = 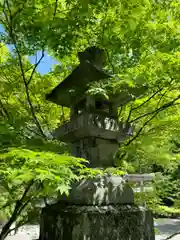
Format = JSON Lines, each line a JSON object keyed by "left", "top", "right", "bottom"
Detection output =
{"left": 40, "top": 204, "right": 155, "bottom": 240}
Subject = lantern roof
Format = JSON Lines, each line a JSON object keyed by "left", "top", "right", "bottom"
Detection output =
{"left": 46, "top": 47, "right": 111, "bottom": 107}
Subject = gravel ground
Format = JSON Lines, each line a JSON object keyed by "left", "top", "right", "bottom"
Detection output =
{"left": 155, "top": 218, "right": 180, "bottom": 240}
{"left": 5, "top": 225, "right": 39, "bottom": 240}
{"left": 2, "top": 218, "right": 180, "bottom": 240}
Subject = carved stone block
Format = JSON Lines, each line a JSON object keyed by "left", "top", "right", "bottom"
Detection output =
{"left": 40, "top": 205, "right": 155, "bottom": 240}
{"left": 59, "top": 174, "right": 134, "bottom": 205}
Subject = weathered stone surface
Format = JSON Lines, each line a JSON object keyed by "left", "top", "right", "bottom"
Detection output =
{"left": 78, "top": 47, "right": 106, "bottom": 69}
{"left": 53, "top": 113, "right": 133, "bottom": 167}
{"left": 53, "top": 113, "right": 128, "bottom": 142}
{"left": 46, "top": 47, "right": 111, "bottom": 107}
{"left": 71, "top": 138, "right": 119, "bottom": 167}
{"left": 40, "top": 204, "right": 155, "bottom": 240}
{"left": 59, "top": 174, "right": 134, "bottom": 205}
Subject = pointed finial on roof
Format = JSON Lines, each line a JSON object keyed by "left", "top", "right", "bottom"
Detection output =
{"left": 78, "top": 46, "right": 105, "bottom": 70}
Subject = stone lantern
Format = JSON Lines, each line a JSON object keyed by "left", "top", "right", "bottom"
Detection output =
{"left": 40, "top": 47, "right": 155, "bottom": 240}
{"left": 46, "top": 47, "right": 134, "bottom": 167}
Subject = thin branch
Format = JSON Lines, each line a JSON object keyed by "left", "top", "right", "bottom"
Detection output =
{"left": 17, "top": 52, "right": 46, "bottom": 137}
{"left": 19, "top": 180, "right": 34, "bottom": 203}
{"left": 3, "top": 1, "right": 26, "bottom": 83}
{"left": 7, "top": 219, "right": 29, "bottom": 235}
{"left": 2, "top": 0, "right": 46, "bottom": 138}
{"left": 118, "top": 151, "right": 127, "bottom": 161}
{"left": 2, "top": 1, "right": 11, "bottom": 33}
{"left": 17, "top": 198, "right": 31, "bottom": 216}
{"left": 105, "top": 49, "right": 115, "bottom": 74}
{"left": 0, "top": 180, "right": 34, "bottom": 240}
{"left": 124, "top": 95, "right": 180, "bottom": 146}
{"left": 129, "top": 95, "right": 180, "bottom": 123}
{"left": 25, "top": 125, "right": 44, "bottom": 138}
{"left": 27, "top": 50, "right": 44, "bottom": 85}
{"left": 19, "top": 65, "right": 36, "bottom": 79}
{"left": 118, "top": 106, "right": 123, "bottom": 118}
{"left": 163, "top": 231, "right": 180, "bottom": 240}
{"left": 131, "top": 87, "right": 163, "bottom": 111}
{"left": 156, "top": 81, "right": 174, "bottom": 109}
{"left": 53, "top": 0, "right": 58, "bottom": 18}
{"left": 60, "top": 106, "right": 65, "bottom": 122}
{"left": 0, "top": 99, "right": 9, "bottom": 119}
{"left": 125, "top": 112, "right": 158, "bottom": 146}
{"left": 126, "top": 104, "right": 133, "bottom": 123}
{"left": 5, "top": 0, "right": 12, "bottom": 21}
{"left": 131, "top": 79, "right": 173, "bottom": 113}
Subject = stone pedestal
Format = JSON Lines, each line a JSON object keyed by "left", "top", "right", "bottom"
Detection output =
{"left": 40, "top": 204, "right": 154, "bottom": 240}
{"left": 58, "top": 175, "right": 134, "bottom": 205}
{"left": 39, "top": 175, "right": 155, "bottom": 240}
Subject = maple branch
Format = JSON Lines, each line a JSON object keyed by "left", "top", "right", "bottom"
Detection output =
{"left": 156, "top": 80, "right": 174, "bottom": 108}
{"left": 0, "top": 180, "right": 34, "bottom": 240}
{"left": 118, "top": 106, "right": 123, "bottom": 118}
{"left": 105, "top": 49, "right": 115, "bottom": 74}
{"left": 125, "top": 112, "right": 157, "bottom": 146}
{"left": 131, "top": 87, "right": 163, "bottom": 111}
{"left": 125, "top": 95, "right": 180, "bottom": 146}
{"left": 126, "top": 104, "right": 133, "bottom": 123}
{"left": 3, "top": 0, "right": 46, "bottom": 138}
{"left": 53, "top": 0, "right": 58, "bottom": 18}
{"left": 27, "top": 50, "right": 44, "bottom": 85}
{"left": 163, "top": 231, "right": 180, "bottom": 240}
{"left": 23, "top": 76, "right": 46, "bottom": 137}
{"left": 129, "top": 95, "right": 180, "bottom": 123}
